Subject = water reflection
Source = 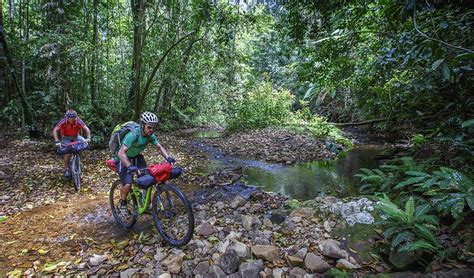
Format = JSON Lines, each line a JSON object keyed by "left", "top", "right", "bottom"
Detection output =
{"left": 243, "top": 146, "right": 383, "bottom": 199}
{"left": 191, "top": 135, "right": 385, "bottom": 200}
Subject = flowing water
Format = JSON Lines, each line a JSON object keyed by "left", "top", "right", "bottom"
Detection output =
{"left": 190, "top": 131, "right": 386, "bottom": 200}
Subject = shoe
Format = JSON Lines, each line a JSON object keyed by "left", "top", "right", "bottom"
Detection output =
{"left": 117, "top": 202, "right": 130, "bottom": 219}
{"left": 64, "top": 169, "right": 71, "bottom": 178}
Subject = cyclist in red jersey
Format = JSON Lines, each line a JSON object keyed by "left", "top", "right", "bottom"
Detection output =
{"left": 52, "top": 109, "right": 91, "bottom": 177}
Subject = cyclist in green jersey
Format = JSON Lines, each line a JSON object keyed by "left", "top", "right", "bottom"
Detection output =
{"left": 115, "top": 111, "right": 175, "bottom": 217}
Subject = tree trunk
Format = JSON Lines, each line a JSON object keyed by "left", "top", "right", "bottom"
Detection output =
{"left": 0, "top": 5, "right": 34, "bottom": 127}
{"left": 8, "top": 0, "right": 14, "bottom": 34}
{"left": 21, "top": 0, "right": 28, "bottom": 98}
{"left": 90, "top": 0, "right": 98, "bottom": 111}
{"left": 129, "top": 0, "right": 145, "bottom": 120}
{"left": 136, "top": 31, "right": 194, "bottom": 119}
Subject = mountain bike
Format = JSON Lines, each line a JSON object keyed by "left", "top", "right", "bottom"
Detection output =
{"left": 108, "top": 163, "right": 194, "bottom": 246}
{"left": 57, "top": 141, "right": 88, "bottom": 192}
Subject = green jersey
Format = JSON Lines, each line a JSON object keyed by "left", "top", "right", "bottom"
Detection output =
{"left": 120, "top": 128, "right": 159, "bottom": 158}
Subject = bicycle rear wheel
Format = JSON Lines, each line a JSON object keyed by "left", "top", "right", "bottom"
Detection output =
{"left": 152, "top": 183, "right": 194, "bottom": 246}
{"left": 110, "top": 180, "right": 138, "bottom": 228}
{"left": 70, "top": 154, "right": 81, "bottom": 192}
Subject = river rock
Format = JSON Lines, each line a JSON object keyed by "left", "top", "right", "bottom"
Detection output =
{"left": 336, "top": 258, "right": 359, "bottom": 270}
{"left": 120, "top": 268, "right": 139, "bottom": 278}
{"left": 218, "top": 239, "right": 230, "bottom": 253}
{"left": 198, "top": 222, "right": 216, "bottom": 236}
{"left": 252, "top": 245, "right": 280, "bottom": 261}
{"left": 238, "top": 259, "right": 264, "bottom": 277}
{"left": 289, "top": 267, "right": 307, "bottom": 277}
{"left": 319, "top": 239, "right": 348, "bottom": 259}
{"left": 158, "top": 274, "right": 171, "bottom": 278}
{"left": 161, "top": 254, "right": 183, "bottom": 274}
{"left": 231, "top": 196, "right": 246, "bottom": 209}
{"left": 242, "top": 215, "right": 262, "bottom": 231}
{"left": 304, "top": 253, "right": 331, "bottom": 273}
{"left": 273, "top": 268, "right": 284, "bottom": 278}
{"left": 263, "top": 218, "right": 273, "bottom": 228}
{"left": 207, "top": 265, "right": 226, "bottom": 278}
{"left": 323, "top": 220, "right": 332, "bottom": 233}
{"left": 285, "top": 254, "right": 304, "bottom": 268}
{"left": 193, "top": 261, "right": 209, "bottom": 276}
{"left": 219, "top": 249, "right": 240, "bottom": 274}
{"left": 228, "top": 241, "right": 248, "bottom": 258}
{"left": 89, "top": 254, "right": 107, "bottom": 266}
{"left": 389, "top": 248, "right": 419, "bottom": 270}
{"left": 324, "top": 198, "right": 375, "bottom": 226}
{"left": 295, "top": 248, "right": 308, "bottom": 260}
{"left": 214, "top": 202, "right": 225, "bottom": 211}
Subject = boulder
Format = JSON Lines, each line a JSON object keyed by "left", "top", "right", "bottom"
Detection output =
{"left": 251, "top": 245, "right": 280, "bottom": 262}
{"left": 319, "top": 239, "right": 348, "bottom": 259}
{"left": 219, "top": 249, "right": 240, "bottom": 274}
{"left": 238, "top": 259, "right": 264, "bottom": 278}
{"left": 304, "top": 253, "right": 331, "bottom": 273}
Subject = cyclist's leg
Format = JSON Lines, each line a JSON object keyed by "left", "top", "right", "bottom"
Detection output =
{"left": 136, "top": 154, "right": 147, "bottom": 171}
{"left": 117, "top": 160, "right": 133, "bottom": 201}
{"left": 76, "top": 135, "right": 85, "bottom": 142}
{"left": 61, "top": 136, "right": 74, "bottom": 177}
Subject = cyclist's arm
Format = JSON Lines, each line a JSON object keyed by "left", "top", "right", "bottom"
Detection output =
{"left": 52, "top": 126, "right": 61, "bottom": 142}
{"left": 156, "top": 143, "right": 170, "bottom": 160}
{"left": 117, "top": 144, "right": 132, "bottom": 168}
{"left": 82, "top": 125, "right": 91, "bottom": 140}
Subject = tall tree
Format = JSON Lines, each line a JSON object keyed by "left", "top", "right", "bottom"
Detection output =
{"left": 0, "top": 0, "right": 34, "bottom": 128}
{"left": 90, "top": 0, "right": 99, "bottom": 111}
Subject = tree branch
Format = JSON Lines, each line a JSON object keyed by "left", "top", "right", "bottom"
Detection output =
{"left": 141, "top": 31, "right": 194, "bottom": 103}
{"left": 413, "top": 3, "right": 474, "bottom": 54}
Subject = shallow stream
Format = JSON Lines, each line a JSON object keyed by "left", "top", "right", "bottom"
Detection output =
{"left": 188, "top": 130, "right": 386, "bottom": 200}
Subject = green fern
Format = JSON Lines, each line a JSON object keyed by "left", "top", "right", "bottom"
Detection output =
{"left": 376, "top": 196, "right": 443, "bottom": 257}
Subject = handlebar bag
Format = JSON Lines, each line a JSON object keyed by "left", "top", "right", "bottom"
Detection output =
{"left": 148, "top": 162, "right": 172, "bottom": 182}
{"left": 137, "top": 174, "right": 155, "bottom": 189}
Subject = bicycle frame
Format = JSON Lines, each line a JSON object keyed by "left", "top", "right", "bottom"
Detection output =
{"left": 131, "top": 181, "right": 165, "bottom": 215}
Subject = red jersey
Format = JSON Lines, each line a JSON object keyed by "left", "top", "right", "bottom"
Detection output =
{"left": 54, "top": 117, "right": 86, "bottom": 137}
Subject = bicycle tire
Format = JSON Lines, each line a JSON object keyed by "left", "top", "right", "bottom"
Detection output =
{"left": 71, "top": 154, "right": 81, "bottom": 192}
{"left": 110, "top": 180, "right": 138, "bottom": 228}
{"left": 151, "top": 183, "right": 194, "bottom": 246}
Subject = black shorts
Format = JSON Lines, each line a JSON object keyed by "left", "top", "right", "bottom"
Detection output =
{"left": 115, "top": 154, "right": 147, "bottom": 185}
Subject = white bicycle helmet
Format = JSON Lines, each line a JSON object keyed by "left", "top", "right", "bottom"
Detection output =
{"left": 140, "top": 111, "right": 158, "bottom": 126}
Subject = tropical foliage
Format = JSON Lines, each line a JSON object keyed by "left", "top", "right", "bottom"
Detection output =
{"left": 376, "top": 196, "right": 443, "bottom": 256}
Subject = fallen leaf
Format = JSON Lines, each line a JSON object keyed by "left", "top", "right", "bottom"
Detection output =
{"left": 7, "top": 269, "right": 22, "bottom": 277}
{"left": 0, "top": 215, "right": 7, "bottom": 222}
{"left": 38, "top": 249, "right": 49, "bottom": 255}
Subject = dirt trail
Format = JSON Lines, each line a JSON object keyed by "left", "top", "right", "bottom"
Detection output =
{"left": 0, "top": 194, "right": 157, "bottom": 275}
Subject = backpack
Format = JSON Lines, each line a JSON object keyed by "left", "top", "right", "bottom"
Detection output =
{"left": 108, "top": 121, "right": 141, "bottom": 155}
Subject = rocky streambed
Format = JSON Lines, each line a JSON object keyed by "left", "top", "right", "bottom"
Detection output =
{"left": 1, "top": 128, "right": 473, "bottom": 277}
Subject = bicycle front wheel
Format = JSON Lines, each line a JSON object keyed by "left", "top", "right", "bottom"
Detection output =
{"left": 110, "top": 180, "right": 138, "bottom": 228}
{"left": 152, "top": 183, "right": 194, "bottom": 246}
{"left": 71, "top": 154, "right": 81, "bottom": 192}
